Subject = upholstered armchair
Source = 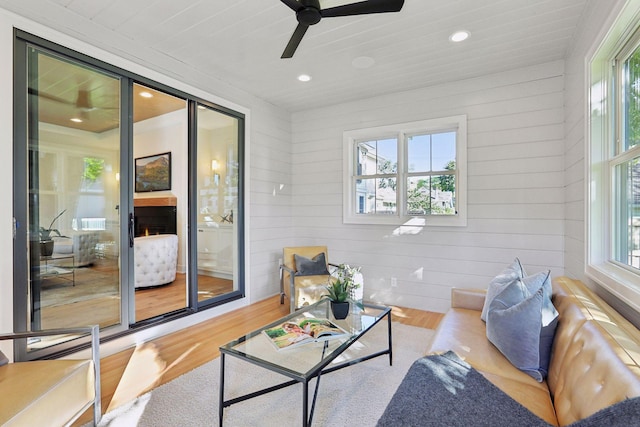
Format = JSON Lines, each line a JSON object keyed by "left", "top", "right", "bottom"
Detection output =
{"left": 280, "top": 246, "right": 339, "bottom": 312}
{"left": 0, "top": 325, "right": 101, "bottom": 426}
{"left": 134, "top": 234, "right": 179, "bottom": 288}
{"left": 53, "top": 230, "right": 99, "bottom": 267}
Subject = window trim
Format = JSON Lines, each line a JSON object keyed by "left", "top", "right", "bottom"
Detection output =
{"left": 587, "top": 1, "right": 640, "bottom": 314}
{"left": 343, "top": 115, "right": 467, "bottom": 226}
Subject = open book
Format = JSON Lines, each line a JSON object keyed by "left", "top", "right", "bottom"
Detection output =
{"left": 263, "top": 318, "right": 348, "bottom": 351}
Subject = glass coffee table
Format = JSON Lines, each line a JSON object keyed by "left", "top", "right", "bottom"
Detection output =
{"left": 219, "top": 299, "right": 392, "bottom": 427}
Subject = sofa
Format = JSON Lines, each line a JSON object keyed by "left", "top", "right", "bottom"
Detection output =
{"left": 379, "top": 276, "right": 640, "bottom": 426}
{"left": 134, "top": 234, "right": 178, "bottom": 288}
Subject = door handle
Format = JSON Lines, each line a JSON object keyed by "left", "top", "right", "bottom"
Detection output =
{"left": 128, "top": 212, "right": 135, "bottom": 248}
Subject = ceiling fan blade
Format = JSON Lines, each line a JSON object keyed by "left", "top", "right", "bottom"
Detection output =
{"left": 28, "top": 87, "right": 74, "bottom": 106}
{"left": 281, "top": 23, "right": 310, "bottom": 58}
{"left": 321, "top": 0, "right": 404, "bottom": 17}
{"left": 76, "top": 89, "right": 93, "bottom": 110}
{"left": 281, "top": 0, "right": 303, "bottom": 12}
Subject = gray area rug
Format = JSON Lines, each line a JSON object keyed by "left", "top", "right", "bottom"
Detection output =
{"left": 96, "top": 322, "right": 434, "bottom": 426}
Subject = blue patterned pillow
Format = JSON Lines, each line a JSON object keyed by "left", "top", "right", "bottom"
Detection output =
{"left": 0, "top": 350, "right": 8, "bottom": 366}
{"left": 486, "top": 271, "right": 558, "bottom": 382}
{"left": 294, "top": 253, "right": 330, "bottom": 276}
{"left": 480, "top": 258, "right": 526, "bottom": 322}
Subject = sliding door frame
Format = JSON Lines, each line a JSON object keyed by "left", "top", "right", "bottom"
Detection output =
{"left": 12, "top": 29, "right": 246, "bottom": 360}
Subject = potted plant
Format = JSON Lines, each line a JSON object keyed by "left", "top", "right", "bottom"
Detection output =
{"left": 323, "top": 263, "right": 363, "bottom": 319}
{"left": 39, "top": 209, "right": 67, "bottom": 256}
{"left": 324, "top": 278, "right": 351, "bottom": 319}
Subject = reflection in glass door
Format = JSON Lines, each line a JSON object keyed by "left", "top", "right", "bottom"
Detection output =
{"left": 27, "top": 49, "right": 122, "bottom": 348}
{"left": 196, "top": 105, "right": 240, "bottom": 304}
{"left": 132, "top": 84, "right": 188, "bottom": 322}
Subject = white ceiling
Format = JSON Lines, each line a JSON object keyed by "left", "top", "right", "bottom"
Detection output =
{"left": 1, "top": 0, "right": 590, "bottom": 112}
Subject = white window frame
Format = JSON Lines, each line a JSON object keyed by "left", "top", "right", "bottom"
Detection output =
{"left": 343, "top": 115, "right": 467, "bottom": 226}
{"left": 587, "top": 1, "right": 640, "bottom": 312}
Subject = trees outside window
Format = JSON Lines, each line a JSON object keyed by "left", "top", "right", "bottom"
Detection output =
{"left": 343, "top": 116, "right": 466, "bottom": 226}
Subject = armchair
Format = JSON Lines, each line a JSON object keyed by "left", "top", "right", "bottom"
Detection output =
{"left": 279, "top": 246, "right": 338, "bottom": 312}
{"left": 0, "top": 325, "right": 101, "bottom": 426}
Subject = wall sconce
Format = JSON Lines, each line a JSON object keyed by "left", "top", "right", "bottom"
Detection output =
{"left": 211, "top": 160, "right": 219, "bottom": 185}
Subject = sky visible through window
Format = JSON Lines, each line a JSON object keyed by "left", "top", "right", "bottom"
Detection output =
{"left": 408, "top": 132, "right": 456, "bottom": 172}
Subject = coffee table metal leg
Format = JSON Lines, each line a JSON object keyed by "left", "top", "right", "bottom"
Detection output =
{"left": 302, "top": 380, "right": 309, "bottom": 427}
{"left": 307, "top": 340, "right": 328, "bottom": 426}
{"left": 387, "top": 310, "right": 393, "bottom": 366}
{"left": 219, "top": 353, "right": 226, "bottom": 426}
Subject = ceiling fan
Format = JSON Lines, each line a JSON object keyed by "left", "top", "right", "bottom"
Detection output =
{"left": 280, "top": 0, "right": 405, "bottom": 58}
{"left": 28, "top": 86, "right": 116, "bottom": 119}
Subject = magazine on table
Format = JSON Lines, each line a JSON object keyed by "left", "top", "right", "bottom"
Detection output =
{"left": 263, "top": 317, "right": 349, "bottom": 350}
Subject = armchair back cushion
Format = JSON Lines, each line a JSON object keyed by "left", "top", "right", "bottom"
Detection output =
{"left": 283, "top": 246, "right": 331, "bottom": 309}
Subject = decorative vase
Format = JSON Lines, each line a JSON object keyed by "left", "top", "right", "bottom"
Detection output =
{"left": 40, "top": 240, "right": 55, "bottom": 257}
{"left": 330, "top": 301, "right": 350, "bottom": 320}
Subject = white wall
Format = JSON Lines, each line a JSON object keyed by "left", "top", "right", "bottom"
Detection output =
{"left": 0, "top": 7, "right": 292, "bottom": 357}
{"left": 291, "top": 61, "right": 566, "bottom": 313}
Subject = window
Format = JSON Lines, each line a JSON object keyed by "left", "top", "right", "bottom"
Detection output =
{"left": 343, "top": 115, "right": 466, "bottom": 226}
{"left": 588, "top": 9, "right": 640, "bottom": 308}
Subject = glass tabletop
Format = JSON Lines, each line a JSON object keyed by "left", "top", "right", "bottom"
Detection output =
{"left": 220, "top": 299, "right": 391, "bottom": 380}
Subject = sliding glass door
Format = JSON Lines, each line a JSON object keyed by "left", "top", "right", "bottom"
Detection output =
{"left": 195, "top": 104, "right": 242, "bottom": 306}
{"left": 13, "top": 31, "right": 245, "bottom": 358}
{"left": 132, "top": 83, "right": 188, "bottom": 322}
{"left": 25, "top": 49, "right": 123, "bottom": 342}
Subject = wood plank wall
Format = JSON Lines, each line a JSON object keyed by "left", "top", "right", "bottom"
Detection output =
{"left": 290, "top": 61, "right": 567, "bottom": 313}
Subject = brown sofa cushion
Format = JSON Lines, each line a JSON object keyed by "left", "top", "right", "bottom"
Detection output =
{"left": 548, "top": 278, "right": 640, "bottom": 425}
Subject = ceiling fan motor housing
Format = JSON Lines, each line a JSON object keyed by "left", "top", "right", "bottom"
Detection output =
{"left": 297, "top": 6, "right": 322, "bottom": 25}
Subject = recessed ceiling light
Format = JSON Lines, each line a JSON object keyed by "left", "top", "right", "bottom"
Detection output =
{"left": 297, "top": 74, "right": 312, "bottom": 82}
{"left": 140, "top": 91, "right": 154, "bottom": 98}
{"left": 352, "top": 56, "right": 375, "bottom": 69}
{"left": 70, "top": 118, "right": 83, "bottom": 123}
{"left": 449, "top": 30, "right": 470, "bottom": 43}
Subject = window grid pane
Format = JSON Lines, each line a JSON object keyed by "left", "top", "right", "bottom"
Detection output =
{"left": 356, "top": 139, "right": 397, "bottom": 177}
{"left": 406, "top": 175, "right": 456, "bottom": 215}
{"left": 613, "top": 158, "right": 640, "bottom": 270}
{"left": 355, "top": 178, "right": 396, "bottom": 215}
{"left": 624, "top": 46, "right": 640, "bottom": 151}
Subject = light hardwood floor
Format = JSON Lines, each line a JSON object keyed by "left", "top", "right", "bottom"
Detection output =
{"left": 73, "top": 295, "right": 443, "bottom": 426}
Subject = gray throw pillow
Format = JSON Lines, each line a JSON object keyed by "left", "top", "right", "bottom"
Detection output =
{"left": 480, "top": 258, "right": 526, "bottom": 322}
{"left": 486, "top": 271, "right": 558, "bottom": 382}
{"left": 294, "top": 253, "right": 330, "bottom": 276}
{"left": 0, "top": 350, "right": 9, "bottom": 366}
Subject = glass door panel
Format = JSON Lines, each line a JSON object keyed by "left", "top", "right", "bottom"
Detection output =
{"left": 196, "top": 105, "right": 240, "bottom": 303}
{"left": 27, "top": 49, "right": 122, "bottom": 350}
{"left": 132, "top": 83, "right": 188, "bottom": 322}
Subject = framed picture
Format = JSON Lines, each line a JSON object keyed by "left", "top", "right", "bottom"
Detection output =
{"left": 135, "top": 152, "right": 171, "bottom": 192}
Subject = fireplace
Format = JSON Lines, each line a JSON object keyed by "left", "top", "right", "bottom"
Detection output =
{"left": 134, "top": 196, "right": 177, "bottom": 237}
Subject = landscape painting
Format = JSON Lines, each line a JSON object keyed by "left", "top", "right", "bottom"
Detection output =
{"left": 135, "top": 152, "right": 171, "bottom": 192}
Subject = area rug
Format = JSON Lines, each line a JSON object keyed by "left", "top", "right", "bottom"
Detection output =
{"left": 96, "top": 322, "right": 434, "bottom": 426}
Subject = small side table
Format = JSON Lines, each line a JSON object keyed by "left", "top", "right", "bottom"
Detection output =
{"left": 40, "top": 254, "right": 75, "bottom": 286}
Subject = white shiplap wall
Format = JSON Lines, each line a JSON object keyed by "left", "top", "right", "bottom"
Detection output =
{"left": 248, "top": 102, "right": 295, "bottom": 301}
{"left": 291, "top": 61, "right": 566, "bottom": 313}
